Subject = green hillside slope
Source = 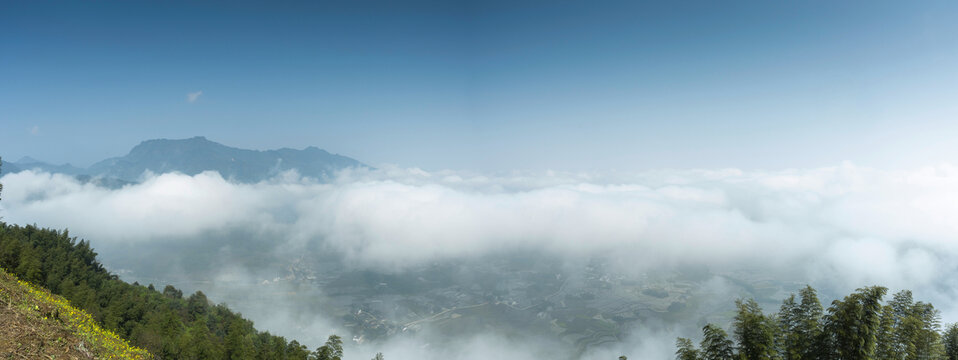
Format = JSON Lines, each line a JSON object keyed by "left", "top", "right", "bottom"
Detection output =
{"left": 0, "top": 223, "right": 316, "bottom": 359}
{"left": 0, "top": 267, "right": 151, "bottom": 359}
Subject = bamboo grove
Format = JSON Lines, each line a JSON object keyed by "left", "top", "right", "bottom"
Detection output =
{"left": 675, "top": 285, "right": 958, "bottom": 360}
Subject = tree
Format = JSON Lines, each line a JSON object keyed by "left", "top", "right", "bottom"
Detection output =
{"left": 890, "top": 290, "right": 918, "bottom": 359}
{"left": 795, "top": 286, "right": 823, "bottom": 360}
{"left": 780, "top": 286, "right": 824, "bottom": 360}
{"left": 824, "top": 286, "right": 887, "bottom": 360}
{"left": 780, "top": 295, "right": 801, "bottom": 360}
{"left": 372, "top": 352, "right": 385, "bottom": 360}
{"left": 181, "top": 319, "right": 221, "bottom": 360}
{"left": 1, "top": 155, "right": 4, "bottom": 203}
{"left": 163, "top": 284, "right": 183, "bottom": 299}
{"left": 682, "top": 286, "right": 951, "bottom": 360}
{"left": 910, "top": 301, "right": 944, "bottom": 359}
{"left": 874, "top": 305, "right": 896, "bottom": 360}
{"left": 701, "top": 323, "right": 734, "bottom": 360}
{"left": 944, "top": 323, "right": 958, "bottom": 360}
{"left": 187, "top": 290, "right": 209, "bottom": 321}
{"left": 226, "top": 318, "right": 254, "bottom": 360}
{"left": 885, "top": 290, "right": 945, "bottom": 360}
{"left": 733, "top": 298, "right": 778, "bottom": 360}
{"left": 0, "top": 223, "right": 315, "bottom": 359}
{"left": 676, "top": 337, "right": 701, "bottom": 360}
{"left": 313, "top": 335, "right": 344, "bottom": 360}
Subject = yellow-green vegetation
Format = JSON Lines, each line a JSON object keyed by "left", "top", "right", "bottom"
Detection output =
{"left": 0, "top": 223, "right": 327, "bottom": 359}
{"left": 0, "top": 267, "right": 151, "bottom": 359}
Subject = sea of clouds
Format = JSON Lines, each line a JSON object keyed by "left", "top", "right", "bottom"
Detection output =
{"left": 2, "top": 163, "right": 958, "bottom": 358}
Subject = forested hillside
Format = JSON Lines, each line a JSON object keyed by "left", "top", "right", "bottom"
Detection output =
{"left": 0, "top": 222, "right": 320, "bottom": 359}
{"left": 673, "top": 285, "right": 958, "bottom": 360}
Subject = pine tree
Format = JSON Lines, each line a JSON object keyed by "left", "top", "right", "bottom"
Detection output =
{"left": 372, "top": 352, "right": 385, "bottom": 360}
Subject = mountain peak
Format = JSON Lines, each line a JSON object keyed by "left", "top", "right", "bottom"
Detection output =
{"left": 87, "top": 137, "right": 365, "bottom": 183}
{"left": 303, "top": 146, "right": 330, "bottom": 154}
{"left": 16, "top": 156, "right": 42, "bottom": 164}
{"left": 136, "top": 136, "right": 213, "bottom": 146}
{"left": 7, "top": 137, "right": 366, "bottom": 182}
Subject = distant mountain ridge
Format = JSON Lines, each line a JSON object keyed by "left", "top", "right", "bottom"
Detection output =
{"left": 1, "top": 160, "right": 20, "bottom": 175}
{"left": 12, "top": 156, "right": 86, "bottom": 175}
{"left": 2, "top": 136, "right": 366, "bottom": 183}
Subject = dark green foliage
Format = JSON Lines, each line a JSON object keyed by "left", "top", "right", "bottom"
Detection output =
{"left": 312, "top": 335, "right": 344, "bottom": 360}
{"left": 823, "top": 286, "right": 887, "bottom": 360}
{"left": 676, "top": 337, "right": 701, "bottom": 360}
{"left": 162, "top": 284, "right": 184, "bottom": 299}
{"left": 701, "top": 323, "right": 734, "bottom": 360}
{"left": 882, "top": 290, "right": 945, "bottom": 360}
{"left": 795, "top": 286, "right": 823, "bottom": 360}
{"left": 678, "top": 285, "right": 949, "bottom": 360}
{"left": 733, "top": 298, "right": 778, "bottom": 360}
{"left": 874, "top": 305, "right": 896, "bottom": 360}
{"left": 0, "top": 223, "right": 318, "bottom": 360}
{"left": 779, "top": 286, "right": 824, "bottom": 360}
{"left": 944, "top": 324, "right": 958, "bottom": 360}
{"left": 780, "top": 295, "right": 801, "bottom": 360}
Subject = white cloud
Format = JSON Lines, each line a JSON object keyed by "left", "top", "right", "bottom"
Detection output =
{"left": 187, "top": 90, "right": 203, "bottom": 103}
{"left": 3, "top": 163, "right": 958, "bottom": 324}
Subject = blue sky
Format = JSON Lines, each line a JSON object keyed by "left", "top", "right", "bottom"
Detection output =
{"left": 2, "top": 0, "right": 957, "bottom": 171}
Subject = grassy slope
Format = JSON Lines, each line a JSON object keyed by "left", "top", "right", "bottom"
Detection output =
{"left": 0, "top": 268, "right": 151, "bottom": 359}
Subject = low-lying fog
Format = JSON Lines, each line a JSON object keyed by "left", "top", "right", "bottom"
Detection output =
{"left": 3, "top": 163, "right": 958, "bottom": 359}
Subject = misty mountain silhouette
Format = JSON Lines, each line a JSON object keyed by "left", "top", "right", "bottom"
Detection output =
{"left": 9, "top": 156, "right": 86, "bottom": 175}
{"left": 0, "top": 161, "right": 20, "bottom": 175}
{"left": 4, "top": 136, "right": 366, "bottom": 183}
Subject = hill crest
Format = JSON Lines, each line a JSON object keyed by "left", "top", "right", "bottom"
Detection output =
{"left": 5, "top": 137, "right": 366, "bottom": 183}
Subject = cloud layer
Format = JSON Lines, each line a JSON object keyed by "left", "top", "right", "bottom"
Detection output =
{"left": 2, "top": 163, "right": 958, "bottom": 324}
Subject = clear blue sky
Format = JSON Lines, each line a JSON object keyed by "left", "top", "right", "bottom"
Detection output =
{"left": 2, "top": 0, "right": 957, "bottom": 171}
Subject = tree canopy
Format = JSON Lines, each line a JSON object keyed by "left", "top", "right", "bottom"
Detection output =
{"left": 674, "top": 285, "right": 953, "bottom": 360}
{"left": 0, "top": 223, "right": 328, "bottom": 359}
